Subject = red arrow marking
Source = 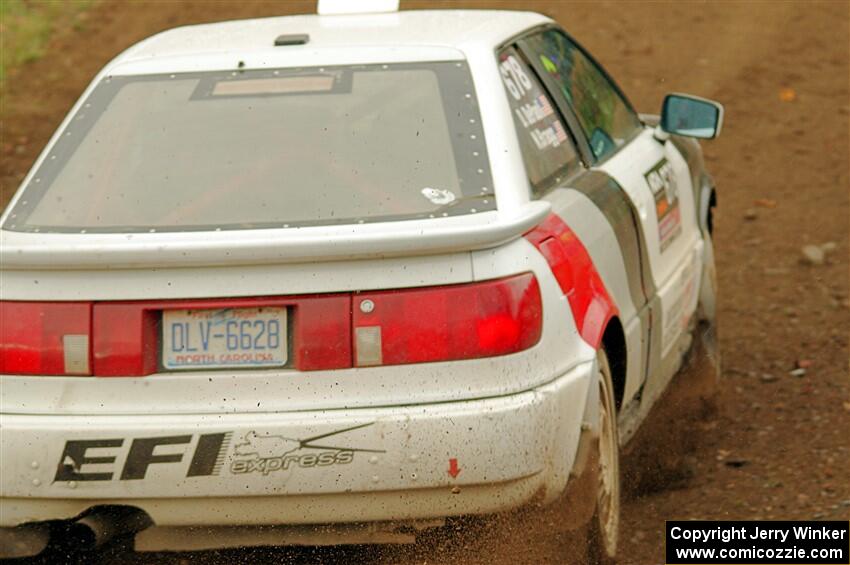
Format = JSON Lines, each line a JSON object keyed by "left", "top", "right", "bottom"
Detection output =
{"left": 448, "top": 458, "right": 461, "bottom": 478}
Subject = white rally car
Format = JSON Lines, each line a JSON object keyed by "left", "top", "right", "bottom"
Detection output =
{"left": 0, "top": 1, "right": 723, "bottom": 559}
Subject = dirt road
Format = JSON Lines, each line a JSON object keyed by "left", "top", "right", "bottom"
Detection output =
{"left": 1, "top": 1, "right": 848, "bottom": 563}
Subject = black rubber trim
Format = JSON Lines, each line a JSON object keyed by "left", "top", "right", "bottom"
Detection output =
{"left": 568, "top": 169, "right": 655, "bottom": 306}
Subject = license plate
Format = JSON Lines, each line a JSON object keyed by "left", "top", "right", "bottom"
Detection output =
{"left": 162, "top": 307, "right": 287, "bottom": 370}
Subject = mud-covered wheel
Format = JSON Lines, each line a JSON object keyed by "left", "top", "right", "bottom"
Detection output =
{"left": 588, "top": 348, "right": 620, "bottom": 563}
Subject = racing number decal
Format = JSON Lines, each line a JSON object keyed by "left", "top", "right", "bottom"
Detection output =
{"left": 644, "top": 158, "right": 682, "bottom": 252}
{"left": 500, "top": 54, "right": 533, "bottom": 101}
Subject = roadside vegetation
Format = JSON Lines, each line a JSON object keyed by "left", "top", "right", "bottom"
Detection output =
{"left": 0, "top": 0, "right": 96, "bottom": 88}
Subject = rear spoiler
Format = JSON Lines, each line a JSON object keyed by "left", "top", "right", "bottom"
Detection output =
{"left": 0, "top": 202, "right": 550, "bottom": 270}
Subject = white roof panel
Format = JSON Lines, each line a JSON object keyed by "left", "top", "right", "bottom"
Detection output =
{"left": 117, "top": 10, "right": 552, "bottom": 67}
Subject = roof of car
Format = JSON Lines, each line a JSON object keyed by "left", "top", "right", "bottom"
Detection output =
{"left": 118, "top": 10, "right": 552, "bottom": 64}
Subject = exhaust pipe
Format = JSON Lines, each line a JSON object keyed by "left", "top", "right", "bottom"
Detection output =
{"left": 70, "top": 506, "right": 153, "bottom": 550}
{"left": 0, "top": 507, "right": 151, "bottom": 559}
{"left": 0, "top": 523, "right": 50, "bottom": 559}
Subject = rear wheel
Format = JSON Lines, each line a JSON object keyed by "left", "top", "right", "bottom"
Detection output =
{"left": 589, "top": 348, "right": 620, "bottom": 563}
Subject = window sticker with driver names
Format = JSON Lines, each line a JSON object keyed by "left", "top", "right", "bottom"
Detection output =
{"left": 499, "top": 52, "right": 568, "bottom": 151}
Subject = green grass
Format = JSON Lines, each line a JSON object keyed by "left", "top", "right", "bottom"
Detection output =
{"left": 0, "top": 0, "right": 95, "bottom": 85}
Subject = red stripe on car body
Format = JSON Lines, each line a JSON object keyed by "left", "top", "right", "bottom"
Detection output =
{"left": 526, "top": 213, "right": 618, "bottom": 348}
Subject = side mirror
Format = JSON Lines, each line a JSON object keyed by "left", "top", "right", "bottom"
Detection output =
{"left": 660, "top": 93, "right": 724, "bottom": 139}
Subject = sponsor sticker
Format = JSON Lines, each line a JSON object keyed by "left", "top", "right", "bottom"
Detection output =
{"left": 420, "top": 187, "right": 456, "bottom": 205}
{"left": 229, "top": 424, "right": 385, "bottom": 476}
{"left": 644, "top": 158, "right": 682, "bottom": 252}
{"left": 52, "top": 423, "right": 383, "bottom": 483}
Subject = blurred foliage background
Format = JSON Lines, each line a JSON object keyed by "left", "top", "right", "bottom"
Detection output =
{"left": 1, "top": 0, "right": 96, "bottom": 87}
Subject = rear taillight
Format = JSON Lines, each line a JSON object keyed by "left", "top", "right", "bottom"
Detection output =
{"left": 92, "top": 304, "right": 159, "bottom": 376}
{"left": 1, "top": 274, "right": 541, "bottom": 376}
{"left": 0, "top": 302, "right": 92, "bottom": 375}
{"left": 352, "top": 273, "right": 542, "bottom": 366}
{"left": 292, "top": 296, "right": 352, "bottom": 371}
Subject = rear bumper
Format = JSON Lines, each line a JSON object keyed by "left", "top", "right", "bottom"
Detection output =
{"left": 0, "top": 359, "right": 594, "bottom": 527}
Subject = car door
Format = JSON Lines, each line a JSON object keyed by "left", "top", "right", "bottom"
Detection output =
{"left": 516, "top": 28, "right": 704, "bottom": 399}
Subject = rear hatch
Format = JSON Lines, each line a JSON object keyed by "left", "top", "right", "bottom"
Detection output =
{"left": 0, "top": 56, "right": 548, "bottom": 268}
{"left": 0, "top": 56, "right": 550, "bottom": 414}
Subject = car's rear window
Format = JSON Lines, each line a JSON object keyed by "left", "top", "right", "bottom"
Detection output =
{"left": 4, "top": 62, "right": 494, "bottom": 233}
